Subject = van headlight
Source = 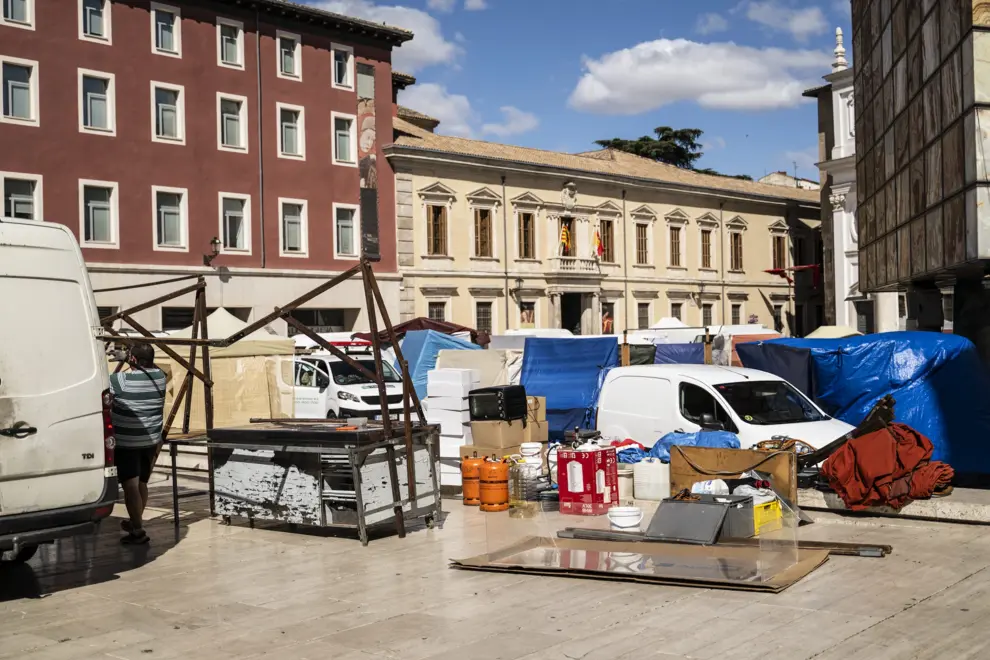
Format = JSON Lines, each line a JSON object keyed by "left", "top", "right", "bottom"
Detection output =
{"left": 338, "top": 391, "right": 360, "bottom": 402}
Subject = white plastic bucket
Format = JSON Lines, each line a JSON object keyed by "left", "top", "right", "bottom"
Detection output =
{"left": 607, "top": 505, "right": 644, "bottom": 532}
{"left": 616, "top": 466, "right": 634, "bottom": 502}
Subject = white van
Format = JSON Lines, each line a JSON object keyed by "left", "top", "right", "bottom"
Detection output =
{"left": 0, "top": 218, "right": 117, "bottom": 563}
{"left": 596, "top": 364, "right": 854, "bottom": 450}
{"left": 293, "top": 352, "right": 405, "bottom": 419}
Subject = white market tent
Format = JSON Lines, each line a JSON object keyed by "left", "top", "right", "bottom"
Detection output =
{"left": 805, "top": 325, "right": 863, "bottom": 339}
{"left": 650, "top": 317, "right": 689, "bottom": 329}
{"left": 160, "top": 308, "right": 294, "bottom": 358}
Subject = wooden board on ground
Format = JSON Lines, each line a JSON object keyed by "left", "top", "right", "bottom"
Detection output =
{"left": 669, "top": 445, "right": 798, "bottom": 507}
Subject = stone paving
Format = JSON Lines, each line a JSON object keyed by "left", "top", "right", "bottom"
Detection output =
{"left": 2, "top": 489, "right": 990, "bottom": 660}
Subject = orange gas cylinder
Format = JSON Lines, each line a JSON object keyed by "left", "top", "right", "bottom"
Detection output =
{"left": 461, "top": 452, "right": 486, "bottom": 506}
{"left": 479, "top": 457, "right": 510, "bottom": 512}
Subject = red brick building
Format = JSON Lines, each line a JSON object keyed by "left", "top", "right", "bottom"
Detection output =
{"left": 0, "top": 0, "right": 409, "bottom": 332}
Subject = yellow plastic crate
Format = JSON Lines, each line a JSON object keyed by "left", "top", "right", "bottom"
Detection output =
{"left": 754, "top": 499, "right": 783, "bottom": 536}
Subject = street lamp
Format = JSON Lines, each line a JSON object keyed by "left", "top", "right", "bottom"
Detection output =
{"left": 203, "top": 237, "right": 222, "bottom": 266}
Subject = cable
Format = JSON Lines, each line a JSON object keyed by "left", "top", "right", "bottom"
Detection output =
{"left": 670, "top": 445, "right": 792, "bottom": 476}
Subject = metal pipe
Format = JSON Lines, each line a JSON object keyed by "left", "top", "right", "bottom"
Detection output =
{"left": 255, "top": 7, "right": 266, "bottom": 268}
{"left": 621, "top": 190, "right": 629, "bottom": 332}
{"left": 501, "top": 174, "right": 509, "bottom": 332}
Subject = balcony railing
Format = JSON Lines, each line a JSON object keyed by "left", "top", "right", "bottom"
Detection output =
{"left": 547, "top": 257, "right": 601, "bottom": 275}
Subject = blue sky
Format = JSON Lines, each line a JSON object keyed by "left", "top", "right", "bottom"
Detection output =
{"left": 310, "top": 0, "right": 853, "bottom": 182}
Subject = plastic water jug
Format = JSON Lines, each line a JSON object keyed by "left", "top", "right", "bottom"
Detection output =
{"left": 691, "top": 479, "right": 730, "bottom": 495}
{"left": 633, "top": 458, "right": 669, "bottom": 501}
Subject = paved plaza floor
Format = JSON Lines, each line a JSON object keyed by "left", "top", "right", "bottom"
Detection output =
{"left": 2, "top": 488, "right": 990, "bottom": 660}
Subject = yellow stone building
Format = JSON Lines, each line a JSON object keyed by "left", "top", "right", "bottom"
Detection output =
{"left": 385, "top": 114, "right": 822, "bottom": 335}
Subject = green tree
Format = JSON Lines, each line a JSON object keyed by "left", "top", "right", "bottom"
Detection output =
{"left": 596, "top": 126, "right": 752, "bottom": 181}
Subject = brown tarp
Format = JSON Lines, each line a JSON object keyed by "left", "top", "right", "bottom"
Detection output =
{"left": 730, "top": 333, "right": 782, "bottom": 367}
{"left": 353, "top": 317, "right": 478, "bottom": 343}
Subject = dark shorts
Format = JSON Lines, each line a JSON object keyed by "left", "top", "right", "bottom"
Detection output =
{"left": 117, "top": 445, "right": 158, "bottom": 483}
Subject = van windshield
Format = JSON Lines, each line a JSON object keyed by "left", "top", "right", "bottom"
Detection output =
{"left": 714, "top": 380, "right": 829, "bottom": 425}
{"left": 330, "top": 359, "right": 402, "bottom": 386}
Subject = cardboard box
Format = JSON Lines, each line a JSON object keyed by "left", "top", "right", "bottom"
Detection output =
{"left": 557, "top": 447, "right": 618, "bottom": 515}
{"left": 427, "top": 380, "right": 479, "bottom": 399}
{"left": 459, "top": 444, "right": 521, "bottom": 460}
{"left": 439, "top": 435, "right": 466, "bottom": 458}
{"left": 470, "top": 419, "right": 525, "bottom": 448}
{"left": 428, "top": 368, "right": 481, "bottom": 387}
{"left": 427, "top": 408, "right": 470, "bottom": 425}
{"left": 426, "top": 395, "right": 469, "bottom": 412}
{"left": 523, "top": 420, "right": 549, "bottom": 444}
{"left": 526, "top": 396, "right": 546, "bottom": 422}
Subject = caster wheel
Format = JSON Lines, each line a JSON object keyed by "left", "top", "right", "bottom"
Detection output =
{"left": 222, "top": 516, "right": 232, "bottom": 526}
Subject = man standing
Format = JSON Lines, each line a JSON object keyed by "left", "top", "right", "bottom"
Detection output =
{"left": 110, "top": 342, "right": 166, "bottom": 545}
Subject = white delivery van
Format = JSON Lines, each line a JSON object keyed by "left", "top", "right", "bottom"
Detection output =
{"left": 596, "top": 364, "right": 854, "bottom": 450}
{"left": 293, "top": 351, "right": 405, "bottom": 419}
{"left": 0, "top": 218, "right": 117, "bottom": 563}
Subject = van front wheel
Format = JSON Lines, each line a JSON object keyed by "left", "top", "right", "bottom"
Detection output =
{"left": 1, "top": 544, "right": 38, "bottom": 564}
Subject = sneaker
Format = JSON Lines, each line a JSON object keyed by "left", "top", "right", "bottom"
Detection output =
{"left": 120, "top": 530, "right": 149, "bottom": 545}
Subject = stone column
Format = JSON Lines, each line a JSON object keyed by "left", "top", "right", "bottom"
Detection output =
{"left": 954, "top": 279, "right": 990, "bottom": 366}
{"left": 549, "top": 293, "right": 561, "bottom": 329}
{"left": 873, "top": 292, "right": 900, "bottom": 332}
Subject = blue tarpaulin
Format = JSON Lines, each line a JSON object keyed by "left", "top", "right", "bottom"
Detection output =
{"left": 653, "top": 343, "right": 705, "bottom": 365}
{"left": 402, "top": 330, "right": 479, "bottom": 400}
{"left": 736, "top": 332, "right": 990, "bottom": 474}
{"left": 617, "top": 431, "right": 741, "bottom": 463}
{"left": 520, "top": 337, "right": 619, "bottom": 441}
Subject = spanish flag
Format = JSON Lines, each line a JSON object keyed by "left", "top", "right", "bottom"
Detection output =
{"left": 593, "top": 230, "right": 604, "bottom": 258}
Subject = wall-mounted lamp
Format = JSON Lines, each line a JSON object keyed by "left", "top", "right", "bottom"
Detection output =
{"left": 510, "top": 277, "right": 524, "bottom": 300}
{"left": 203, "top": 237, "right": 222, "bottom": 267}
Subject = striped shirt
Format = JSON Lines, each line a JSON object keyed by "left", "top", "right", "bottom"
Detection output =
{"left": 110, "top": 368, "right": 167, "bottom": 448}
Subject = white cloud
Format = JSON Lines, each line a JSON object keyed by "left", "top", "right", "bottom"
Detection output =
{"left": 568, "top": 39, "right": 830, "bottom": 114}
{"left": 833, "top": 0, "right": 850, "bottom": 16}
{"left": 696, "top": 12, "right": 729, "bottom": 35}
{"left": 464, "top": 0, "right": 487, "bottom": 9}
{"left": 703, "top": 136, "right": 727, "bottom": 150}
{"left": 309, "top": 0, "right": 461, "bottom": 73}
{"left": 742, "top": 1, "right": 828, "bottom": 41}
{"left": 398, "top": 83, "right": 475, "bottom": 137}
{"left": 398, "top": 86, "right": 538, "bottom": 139}
{"left": 784, "top": 145, "right": 820, "bottom": 172}
{"left": 481, "top": 106, "right": 539, "bottom": 137}
{"left": 426, "top": 0, "right": 456, "bottom": 11}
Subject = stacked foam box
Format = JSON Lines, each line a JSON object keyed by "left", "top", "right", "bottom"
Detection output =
{"left": 426, "top": 368, "right": 480, "bottom": 487}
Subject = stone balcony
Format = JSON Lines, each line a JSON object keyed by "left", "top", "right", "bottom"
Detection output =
{"left": 546, "top": 256, "right": 602, "bottom": 276}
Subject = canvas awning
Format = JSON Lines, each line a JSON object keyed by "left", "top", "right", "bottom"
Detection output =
{"left": 158, "top": 308, "right": 294, "bottom": 358}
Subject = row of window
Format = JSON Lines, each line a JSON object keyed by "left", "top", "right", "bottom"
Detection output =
{"left": 0, "top": 59, "right": 362, "bottom": 165}
{"left": 424, "top": 204, "right": 780, "bottom": 271}
{"left": 1, "top": 1, "right": 362, "bottom": 91}
{"left": 425, "top": 298, "right": 758, "bottom": 335}
{"left": 0, "top": 174, "right": 361, "bottom": 258}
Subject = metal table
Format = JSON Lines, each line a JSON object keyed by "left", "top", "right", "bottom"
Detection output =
{"left": 205, "top": 422, "right": 441, "bottom": 545}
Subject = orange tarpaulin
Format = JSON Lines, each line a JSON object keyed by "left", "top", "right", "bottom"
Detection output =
{"left": 821, "top": 423, "right": 954, "bottom": 510}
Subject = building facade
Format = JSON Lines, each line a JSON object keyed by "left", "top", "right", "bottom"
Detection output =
{"left": 808, "top": 28, "right": 901, "bottom": 333}
{"left": 386, "top": 116, "right": 822, "bottom": 335}
{"left": 0, "top": 0, "right": 409, "bottom": 333}
{"left": 757, "top": 171, "right": 822, "bottom": 191}
{"left": 850, "top": 0, "right": 980, "bottom": 346}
